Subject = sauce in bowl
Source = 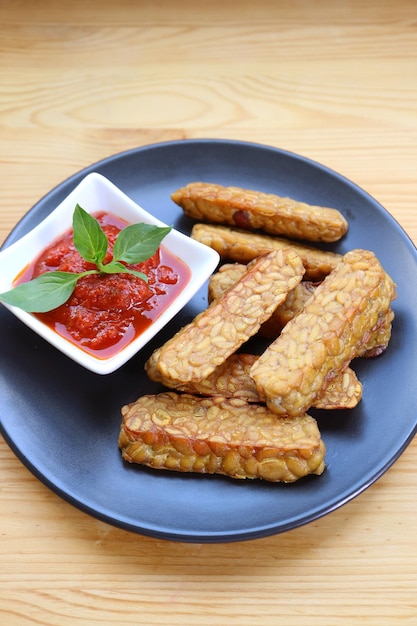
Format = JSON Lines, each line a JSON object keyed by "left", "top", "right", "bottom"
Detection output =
{"left": 16, "top": 212, "right": 191, "bottom": 359}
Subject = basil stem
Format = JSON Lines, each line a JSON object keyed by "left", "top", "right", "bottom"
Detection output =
{"left": 98, "top": 260, "right": 147, "bottom": 282}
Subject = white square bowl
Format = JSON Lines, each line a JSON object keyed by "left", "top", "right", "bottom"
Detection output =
{"left": 0, "top": 172, "right": 220, "bottom": 374}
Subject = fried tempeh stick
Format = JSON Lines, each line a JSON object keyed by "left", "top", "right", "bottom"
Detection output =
{"left": 208, "top": 263, "right": 318, "bottom": 337}
{"left": 172, "top": 182, "right": 348, "bottom": 242}
{"left": 250, "top": 249, "right": 396, "bottom": 417}
{"left": 191, "top": 223, "right": 341, "bottom": 281}
{"left": 147, "top": 352, "right": 362, "bottom": 410}
{"left": 119, "top": 393, "right": 326, "bottom": 483}
{"left": 145, "top": 249, "right": 305, "bottom": 387}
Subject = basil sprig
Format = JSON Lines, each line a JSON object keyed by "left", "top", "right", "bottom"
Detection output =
{"left": 0, "top": 204, "right": 172, "bottom": 313}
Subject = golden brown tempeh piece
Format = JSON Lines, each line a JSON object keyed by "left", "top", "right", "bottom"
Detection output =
{"left": 208, "top": 263, "right": 318, "bottom": 338}
{"left": 250, "top": 249, "right": 396, "bottom": 417}
{"left": 172, "top": 182, "right": 348, "bottom": 242}
{"left": 145, "top": 249, "right": 305, "bottom": 387}
{"left": 191, "top": 223, "right": 341, "bottom": 281}
{"left": 158, "top": 352, "right": 362, "bottom": 410}
{"left": 313, "top": 367, "right": 362, "bottom": 410}
{"left": 359, "top": 308, "right": 394, "bottom": 358}
{"left": 152, "top": 353, "right": 261, "bottom": 402}
{"left": 207, "top": 263, "right": 248, "bottom": 302}
{"left": 119, "top": 393, "right": 326, "bottom": 483}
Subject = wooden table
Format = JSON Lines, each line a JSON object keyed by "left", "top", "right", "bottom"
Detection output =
{"left": 1, "top": 1, "right": 416, "bottom": 624}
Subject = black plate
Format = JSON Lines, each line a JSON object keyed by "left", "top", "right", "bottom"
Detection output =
{"left": 1, "top": 139, "right": 417, "bottom": 543}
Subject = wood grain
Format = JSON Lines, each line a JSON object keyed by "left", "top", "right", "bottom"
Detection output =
{"left": 1, "top": 1, "right": 417, "bottom": 624}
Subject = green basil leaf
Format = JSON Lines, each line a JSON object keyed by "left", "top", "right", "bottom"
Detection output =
{"left": 112, "top": 223, "right": 172, "bottom": 265}
{"left": 0, "top": 271, "right": 82, "bottom": 313}
{"left": 72, "top": 204, "right": 108, "bottom": 264}
{"left": 99, "top": 260, "right": 148, "bottom": 282}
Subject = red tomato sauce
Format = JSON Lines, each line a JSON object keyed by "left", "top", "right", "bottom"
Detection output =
{"left": 17, "top": 212, "right": 191, "bottom": 359}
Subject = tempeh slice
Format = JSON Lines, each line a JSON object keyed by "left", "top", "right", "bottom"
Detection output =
{"left": 191, "top": 223, "right": 341, "bottom": 281}
{"left": 359, "top": 308, "right": 394, "bottom": 358}
{"left": 145, "top": 249, "right": 305, "bottom": 387}
{"left": 208, "top": 263, "right": 248, "bottom": 302}
{"left": 172, "top": 182, "right": 348, "bottom": 242}
{"left": 157, "top": 352, "right": 362, "bottom": 410}
{"left": 314, "top": 367, "right": 362, "bottom": 410}
{"left": 208, "top": 263, "right": 318, "bottom": 337}
{"left": 151, "top": 353, "right": 261, "bottom": 402}
{"left": 119, "top": 393, "right": 326, "bottom": 483}
{"left": 250, "top": 249, "right": 396, "bottom": 417}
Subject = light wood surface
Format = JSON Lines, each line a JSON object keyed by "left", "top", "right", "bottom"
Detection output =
{"left": 1, "top": 1, "right": 416, "bottom": 624}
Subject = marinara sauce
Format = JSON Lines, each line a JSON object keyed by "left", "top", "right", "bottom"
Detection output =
{"left": 17, "top": 212, "right": 191, "bottom": 359}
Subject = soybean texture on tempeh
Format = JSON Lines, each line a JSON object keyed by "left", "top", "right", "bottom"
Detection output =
{"left": 145, "top": 249, "right": 304, "bottom": 387}
{"left": 191, "top": 223, "right": 341, "bottom": 281}
{"left": 119, "top": 393, "right": 326, "bottom": 483}
{"left": 250, "top": 249, "right": 396, "bottom": 417}
{"left": 172, "top": 182, "right": 348, "bottom": 242}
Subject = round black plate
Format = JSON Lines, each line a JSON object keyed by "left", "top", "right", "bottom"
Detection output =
{"left": 1, "top": 139, "right": 417, "bottom": 543}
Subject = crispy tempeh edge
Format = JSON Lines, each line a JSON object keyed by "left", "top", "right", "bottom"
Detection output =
{"left": 191, "top": 223, "right": 341, "bottom": 281}
{"left": 147, "top": 352, "right": 363, "bottom": 410}
{"left": 250, "top": 249, "right": 396, "bottom": 416}
{"left": 119, "top": 393, "right": 326, "bottom": 483}
{"left": 208, "top": 262, "right": 394, "bottom": 353}
{"left": 172, "top": 181, "right": 348, "bottom": 242}
{"left": 314, "top": 367, "right": 363, "bottom": 410}
{"left": 145, "top": 249, "right": 304, "bottom": 387}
